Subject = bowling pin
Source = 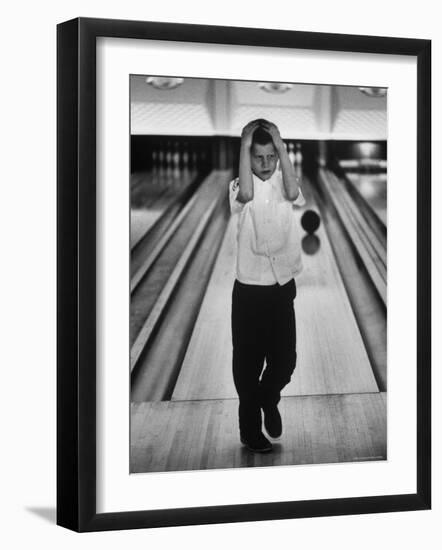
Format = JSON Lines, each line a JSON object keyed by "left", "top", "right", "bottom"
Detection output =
{"left": 173, "top": 141, "right": 181, "bottom": 181}
{"left": 295, "top": 143, "right": 303, "bottom": 165}
{"left": 151, "top": 148, "right": 159, "bottom": 187}
{"left": 288, "top": 142, "right": 296, "bottom": 166}
{"left": 165, "top": 141, "right": 173, "bottom": 180}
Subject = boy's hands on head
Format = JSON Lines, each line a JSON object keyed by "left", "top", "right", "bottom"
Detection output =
{"left": 237, "top": 119, "right": 264, "bottom": 203}
{"left": 259, "top": 120, "right": 285, "bottom": 152}
{"left": 237, "top": 118, "right": 297, "bottom": 202}
{"left": 256, "top": 119, "right": 300, "bottom": 201}
{"left": 241, "top": 120, "right": 261, "bottom": 149}
{"left": 242, "top": 118, "right": 285, "bottom": 154}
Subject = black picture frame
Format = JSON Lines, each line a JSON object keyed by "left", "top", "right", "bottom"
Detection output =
{"left": 57, "top": 17, "right": 431, "bottom": 532}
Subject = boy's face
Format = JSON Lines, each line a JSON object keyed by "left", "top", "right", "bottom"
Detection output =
{"left": 250, "top": 142, "right": 278, "bottom": 181}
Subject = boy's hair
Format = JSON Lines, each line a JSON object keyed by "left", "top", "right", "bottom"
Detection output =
{"left": 251, "top": 126, "right": 273, "bottom": 147}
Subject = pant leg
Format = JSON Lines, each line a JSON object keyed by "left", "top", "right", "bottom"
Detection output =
{"left": 231, "top": 280, "right": 267, "bottom": 439}
{"left": 259, "top": 279, "right": 297, "bottom": 408}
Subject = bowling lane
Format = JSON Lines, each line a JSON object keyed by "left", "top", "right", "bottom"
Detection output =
{"left": 339, "top": 165, "right": 387, "bottom": 226}
{"left": 131, "top": 168, "right": 198, "bottom": 249}
{"left": 171, "top": 176, "right": 378, "bottom": 401}
{"left": 131, "top": 210, "right": 163, "bottom": 248}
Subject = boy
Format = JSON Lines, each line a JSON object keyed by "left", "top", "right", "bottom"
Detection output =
{"left": 229, "top": 119, "right": 305, "bottom": 453}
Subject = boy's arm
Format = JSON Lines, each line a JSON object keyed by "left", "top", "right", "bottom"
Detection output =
{"left": 237, "top": 120, "right": 260, "bottom": 203}
{"left": 229, "top": 178, "right": 244, "bottom": 214}
{"left": 262, "top": 121, "right": 301, "bottom": 201}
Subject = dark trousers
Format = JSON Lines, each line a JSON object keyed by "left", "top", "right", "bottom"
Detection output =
{"left": 231, "top": 278, "right": 297, "bottom": 439}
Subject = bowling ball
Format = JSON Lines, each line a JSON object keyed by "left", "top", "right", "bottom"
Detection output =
{"left": 302, "top": 234, "right": 320, "bottom": 255}
{"left": 301, "top": 210, "right": 321, "bottom": 234}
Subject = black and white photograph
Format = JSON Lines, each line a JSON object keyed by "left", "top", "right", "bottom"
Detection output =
{"left": 52, "top": 13, "right": 431, "bottom": 534}
{"left": 129, "top": 75, "right": 388, "bottom": 473}
{"left": 1, "top": 0, "right": 437, "bottom": 541}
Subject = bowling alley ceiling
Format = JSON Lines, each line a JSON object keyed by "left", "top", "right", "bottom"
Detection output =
{"left": 130, "top": 76, "right": 387, "bottom": 140}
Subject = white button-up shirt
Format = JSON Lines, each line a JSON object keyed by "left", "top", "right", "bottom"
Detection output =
{"left": 229, "top": 170, "right": 306, "bottom": 286}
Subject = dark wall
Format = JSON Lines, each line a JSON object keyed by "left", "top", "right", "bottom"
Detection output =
{"left": 329, "top": 141, "right": 387, "bottom": 160}
{"left": 131, "top": 135, "right": 387, "bottom": 175}
{"left": 130, "top": 135, "right": 212, "bottom": 173}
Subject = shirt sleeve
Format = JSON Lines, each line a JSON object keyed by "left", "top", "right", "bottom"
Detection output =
{"left": 229, "top": 178, "right": 245, "bottom": 215}
{"left": 292, "top": 186, "right": 306, "bottom": 207}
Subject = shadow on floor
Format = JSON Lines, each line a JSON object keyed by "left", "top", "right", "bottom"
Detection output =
{"left": 25, "top": 507, "right": 56, "bottom": 524}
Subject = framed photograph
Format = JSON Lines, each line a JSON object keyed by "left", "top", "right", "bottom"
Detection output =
{"left": 57, "top": 17, "right": 431, "bottom": 532}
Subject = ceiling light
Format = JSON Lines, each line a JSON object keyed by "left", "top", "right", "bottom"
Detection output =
{"left": 358, "top": 87, "right": 387, "bottom": 98}
{"left": 259, "top": 82, "right": 294, "bottom": 94}
{"left": 145, "top": 77, "right": 184, "bottom": 90}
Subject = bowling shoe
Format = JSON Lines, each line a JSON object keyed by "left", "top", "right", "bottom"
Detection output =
{"left": 240, "top": 432, "right": 273, "bottom": 453}
{"left": 263, "top": 405, "right": 282, "bottom": 439}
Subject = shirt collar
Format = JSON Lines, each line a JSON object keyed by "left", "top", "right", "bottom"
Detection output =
{"left": 252, "top": 170, "right": 279, "bottom": 185}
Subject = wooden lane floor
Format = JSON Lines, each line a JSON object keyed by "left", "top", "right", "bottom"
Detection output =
{"left": 131, "top": 168, "right": 198, "bottom": 249}
{"left": 318, "top": 169, "right": 386, "bottom": 308}
{"left": 171, "top": 176, "right": 379, "bottom": 401}
{"left": 130, "top": 392, "right": 386, "bottom": 472}
{"left": 131, "top": 210, "right": 163, "bottom": 249}
{"left": 344, "top": 172, "right": 387, "bottom": 226}
{"left": 130, "top": 171, "right": 227, "bottom": 349}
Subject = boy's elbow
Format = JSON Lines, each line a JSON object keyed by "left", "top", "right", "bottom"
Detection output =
{"left": 287, "top": 189, "right": 300, "bottom": 201}
{"left": 237, "top": 189, "right": 253, "bottom": 203}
